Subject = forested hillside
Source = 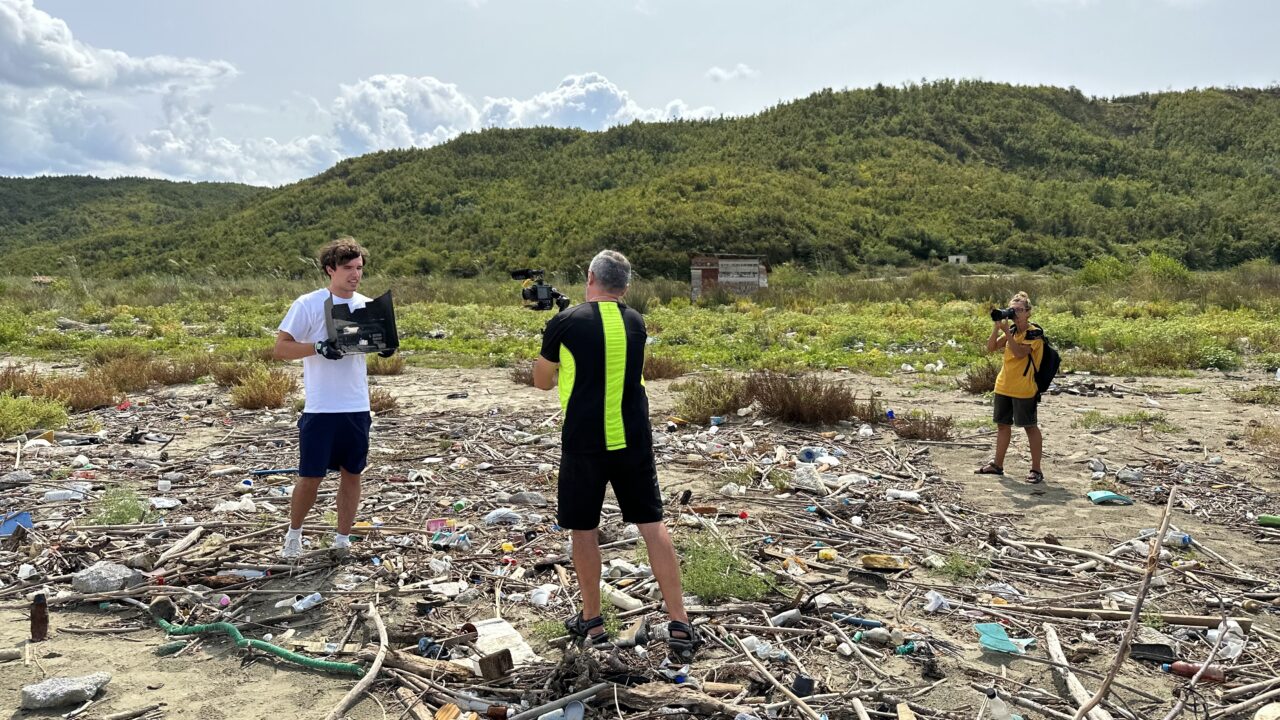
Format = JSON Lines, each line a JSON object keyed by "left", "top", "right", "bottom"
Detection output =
{"left": 4, "top": 81, "right": 1280, "bottom": 278}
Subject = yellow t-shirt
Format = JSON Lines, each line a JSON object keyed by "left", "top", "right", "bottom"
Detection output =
{"left": 994, "top": 328, "right": 1045, "bottom": 399}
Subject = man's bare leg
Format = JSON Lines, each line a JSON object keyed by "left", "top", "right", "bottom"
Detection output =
{"left": 289, "top": 476, "right": 323, "bottom": 530}
{"left": 571, "top": 529, "right": 605, "bottom": 637}
{"left": 638, "top": 521, "right": 687, "bottom": 624}
{"left": 335, "top": 468, "right": 362, "bottom": 535}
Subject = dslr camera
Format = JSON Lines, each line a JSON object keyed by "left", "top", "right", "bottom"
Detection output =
{"left": 990, "top": 307, "right": 1017, "bottom": 322}
{"left": 510, "top": 269, "right": 570, "bottom": 312}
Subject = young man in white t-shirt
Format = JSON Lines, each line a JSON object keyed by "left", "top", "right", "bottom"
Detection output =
{"left": 273, "top": 236, "right": 394, "bottom": 558}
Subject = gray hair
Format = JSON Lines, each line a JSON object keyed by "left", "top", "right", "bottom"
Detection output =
{"left": 589, "top": 250, "right": 631, "bottom": 293}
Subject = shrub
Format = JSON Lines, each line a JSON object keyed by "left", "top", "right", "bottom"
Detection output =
{"left": 1197, "top": 346, "right": 1239, "bottom": 371}
{"left": 369, "top": 386, "right": 398, "bottom": 414}
{"left": 150, "top": 354, "right": 217, "bottom": 385}
{"left": 957, "top": 360, "right": 1000, "bottom": 394}
{"left": 0, "top": 393, "right": 68, "bottom": 438}
{"left": 674, "top": 374, "right": 749, "bottom": 424}
{"left": 745, "top": 372, "right": 865, "bottom": 425}
{"left": 1077, "top": 256, "right": 1132, "bottom": 286}
{"left": 642, "top": 354, "right": 687, "bottom": 380}
{"left": 679, "top": 534, "right": 769, "bottom": 602}
{"left": 98, "top": 357, "right": 155, "bottom": 392}
{"left": 508, "top": 360, "right": 536, "bottom": 387}
{"left": 213, "top": 362, "right": 263, "bottom": 388}
{"left": 90, "top": 487, "right": 149, "bottom": 525}
{"left": 230, "top": 367, "right": 297, "bottom": 409}
{"left": 367, "top": 354, "right": 406, "bottom": 376}
{"left": 84, "top": 341, "right": 152, "bottom": 367}
{"left": 893, "top": 410, "right": 954, "bottom": 441}
{"left": 0, "top": 364, "right": 36, "bottom": 395}
{"left": 34, "top": 372, "right": 121, "bottom": 411}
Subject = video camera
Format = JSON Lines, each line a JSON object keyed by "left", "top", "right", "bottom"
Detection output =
{"left": 510, "top": 269, "right": 570, "bottom": 312}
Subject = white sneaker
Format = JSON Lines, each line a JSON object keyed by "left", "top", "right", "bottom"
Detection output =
{"left": 282, "top": 533, "right": 303, "bottom": 559}
{"left": 332, "top": 534, "right": 351, "bottom": 550}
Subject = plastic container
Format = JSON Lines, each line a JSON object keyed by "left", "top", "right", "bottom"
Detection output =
{"left": 1161, "top": 532, "right": 1192, "bottom": 548}
{"left": 1162, "top": 661, "right": 1225, "bottom": 683}
{"left": 1258, "top": 514, "right": 1280, "bottom": 528}
{"left": 797, "top": 447, "right": 824, "bottom": 464}
{"left": 291, "top": 592, "right": 323, "bottom": 613}
{"left": 855, "top": 627, "right": 893, "bottom": 646}
{"left": 985, "top": 688, "right": 1016, "bottom": 720}
{"left": 769, "top": 608, "right": 802, "bottom": 627}
{"left": 157, "top": 479, "right": 172, "bottom": 492}
{"left": 886, "top": 489, "right": 922, "bottom": 503}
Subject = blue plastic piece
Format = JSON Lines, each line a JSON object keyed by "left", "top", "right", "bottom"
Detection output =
{"left": 1, "top": 511, "right": 33, "bottom": 537}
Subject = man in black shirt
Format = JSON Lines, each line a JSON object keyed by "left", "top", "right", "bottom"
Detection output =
{"left": 534, "top": 250, "right": 698, "bottom": 658}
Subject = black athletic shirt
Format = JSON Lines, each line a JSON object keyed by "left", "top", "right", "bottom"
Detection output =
{"left": 539, "top": 301, "right": 652, "bottom": 454}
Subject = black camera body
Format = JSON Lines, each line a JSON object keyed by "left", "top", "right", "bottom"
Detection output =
{"left": 511, "top": 269, "right": 570, "bottom": 312}
{"left": 990, "top": 307, "right": 1017, "bottom": 322}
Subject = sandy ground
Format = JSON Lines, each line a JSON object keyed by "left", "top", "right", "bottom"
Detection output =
{"left": 3, "top": 364, "right": 1278, "bottom": 719}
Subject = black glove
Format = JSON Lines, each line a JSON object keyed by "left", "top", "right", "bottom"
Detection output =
{"left": 314, "top": 340, "right": 344, "bottom": 360}
{"left": 377, "top": 347, "right": 397, "bottom": 358}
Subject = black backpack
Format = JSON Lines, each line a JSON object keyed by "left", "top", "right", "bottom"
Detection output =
{"left": 1021, "top": 323, "right": 1061, "bottom": 402}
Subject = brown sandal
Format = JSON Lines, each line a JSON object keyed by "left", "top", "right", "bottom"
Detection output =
{"left": 975, "top": 462, "right": 1004, "bottom": 475}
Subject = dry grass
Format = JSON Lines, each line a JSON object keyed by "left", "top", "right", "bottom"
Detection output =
{"left": 508, "top": 361, "right": 536, "bottom": 387}
{"left": 1246, "top": 420, "right": 1280, "bottom": 454}
{"left": 149, "top": 354, "right": 216, "bottom": 386}
{"left": 892, "top": 410, "right": 954, "bottom": 441}
{"left": 213, "top": 362, "right": 258, "bottom": 388}
{"left": 0, "top": 364, "right": 36, "bottom": 395}
{"left": 230, "top": 367, "right": 297, "bottom": 409}
{"left": 35, "top": 372, "right": 122, "bottom": 411}
{"left": 367, "top": 354, "right": 406, "bottom": 376}
{"left": 746, "top": 372, "right": 870, "bottom": 425}
{"left": 643, "top": 354, "right": 687, "bottom": 380}
{"left": 369, "top": 386, "right": 398, "bottom": 414}
{"left": 675, "top": 371, "right": 881, "bottom": 425}
{"left": 1230, "top": 385, "right": 1280, "bottom": 406}
{"left": 85, "top": 342, "right": 151, "bottom": 368}
{"left": 1, "top": 364, "right": 121, "bottom": 411}
{"left": 957, "top": 360, "right": 1000, "bottom": 394}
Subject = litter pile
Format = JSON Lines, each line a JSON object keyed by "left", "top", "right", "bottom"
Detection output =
{"left": 2, "top": 381, "right": 1279, "bottom": 720}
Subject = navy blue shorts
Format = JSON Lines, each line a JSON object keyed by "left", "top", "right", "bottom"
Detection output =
{"left": 298, "top": 412, "right": 371, "bottom": 478}
{"left": 557, "top": 445, "right": 663, "bottom": 530}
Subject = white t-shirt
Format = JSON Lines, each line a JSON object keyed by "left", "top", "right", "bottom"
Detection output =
{"left": 278, "top": 288, "right": 370, "bottom": 413}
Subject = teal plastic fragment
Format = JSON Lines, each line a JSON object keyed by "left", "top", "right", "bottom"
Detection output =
{"left": 1087, "top": 490, "right": 1133, "bottom": 505}
{"left": 975, "top": 622, "right": 1035, "bottom": 655}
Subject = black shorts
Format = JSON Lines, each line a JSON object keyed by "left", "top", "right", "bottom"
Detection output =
{"left": 298, "top": 412, "right": 371, "bottom": 478}
{"left": 993, "top": 393, "right": 1038, "bottom": 427}
{"left": 557, "top": 446, "right": 663, "bottom": 530}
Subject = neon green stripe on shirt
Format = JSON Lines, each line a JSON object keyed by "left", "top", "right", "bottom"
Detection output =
{"left": 599, "top": 302, "right": 627, "bottom": 450}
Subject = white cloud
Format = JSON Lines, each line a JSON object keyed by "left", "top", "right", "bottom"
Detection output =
{"left": 332, "top": 74, "right": 479, "bottom": 155}
{"left": 480, "top": 72, "right": 714, "bottom": 130}
{"left": 0, "top": 0, "right": 713, "bottom": 183}
{"left": 0, "top": 0, "right": 235, "bottom": 90}
{"left": 706, "top": 63, "right": 759, "bottom": 83}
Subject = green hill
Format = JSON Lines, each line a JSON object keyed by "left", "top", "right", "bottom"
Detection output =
{"left": 4, "top": 80, "right": 1280, "bottom": 278}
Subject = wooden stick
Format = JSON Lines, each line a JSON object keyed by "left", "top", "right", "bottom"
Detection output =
{"left": 996, "top": 606, "right": 1252, "bottom": 632}
{"left": 1043, "top": 622, "right": 1115, "bottom": 720}
{"left": 1072, "top": 487, "right": 1176, "bottom": 720}
{"left": 734, "top": 636, "right": 823, "bottom": 720}
{"left": 325, "top": 602, "right": 388, "bottom": 720}
{"left": 101, "top": 704, "right": 163, "bottom": 720}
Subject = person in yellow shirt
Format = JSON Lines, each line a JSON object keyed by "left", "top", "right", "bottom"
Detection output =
{"left": 976, "top": 291, "right": 1046, "bottom": 483}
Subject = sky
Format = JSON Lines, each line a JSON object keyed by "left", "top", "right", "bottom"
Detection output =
{"left": 1, "top": 0, "right": 1276, "bottom": 186}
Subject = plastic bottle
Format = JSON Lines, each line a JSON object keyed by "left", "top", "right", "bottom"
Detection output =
{"left": 30, "top": 593, "right": 48, "bottom": 642}
{"left": 291, "top": 592, "right": 323, "bottom": 613}
{"left": 885, "top": 489, "right": 922, "bottom": 503}
{"left": 1259, "top": 515, "right": 1280, "bottom": 528}
{"left": 1161, "top": 532, "right": 1192, "bottom": 548}
{"left": 1162, "top": 661, "right": 1226, "bottom": 683}
{"left": 855, "top": 627, "right": 893, "bottom": 646}
{"left": 985, "top": 688, "right": 1015, "bottom": 720}
{"left": 42, "top": 489, "right": 75, "bottom": 502}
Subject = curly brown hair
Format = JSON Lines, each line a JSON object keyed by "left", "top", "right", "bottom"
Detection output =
{"left": 318, "top": 236, "right": 368, "bottom": 278}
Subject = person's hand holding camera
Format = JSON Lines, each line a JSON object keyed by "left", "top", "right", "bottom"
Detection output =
{"left": 314, "top": 340, "right": 344, "bottom": 360}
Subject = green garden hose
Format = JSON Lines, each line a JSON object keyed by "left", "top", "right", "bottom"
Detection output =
{"left": 153, "top": 617, "right": 363, "bottom": 676}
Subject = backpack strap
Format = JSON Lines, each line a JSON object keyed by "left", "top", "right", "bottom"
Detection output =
{"left": 1021, "top": 323, "right": 1042, "bottom": 377}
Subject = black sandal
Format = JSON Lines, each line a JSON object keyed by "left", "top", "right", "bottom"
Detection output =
{"left": 667, "top": 620, "right": 702, "bottom": 660}
{"left": 975, "top": 462, "right": 1004, "bottom": 475}
{"left": 1026, "top": 469, "right": 1045, "bottom": 484}
{"left": 565, "top": 611, "right": 612, "bottom": 647}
